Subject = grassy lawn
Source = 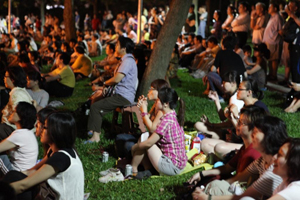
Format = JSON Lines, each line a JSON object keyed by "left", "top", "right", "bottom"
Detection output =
{"left": 42, "top": 55, "right": 300, "bottom": 200}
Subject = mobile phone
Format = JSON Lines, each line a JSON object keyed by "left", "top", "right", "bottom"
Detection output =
{"left": 183, "top": 182, "right": 196, "bottom": 188}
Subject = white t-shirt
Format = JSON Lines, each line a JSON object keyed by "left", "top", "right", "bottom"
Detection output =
{"left": 273, "top": 181, "right": 300, "bottom": 200}
{"left": 6, "top": 129, "right": 38, "bottom": 171}
{"left": 229, "top": 92, "right": 244, "bottom": 113}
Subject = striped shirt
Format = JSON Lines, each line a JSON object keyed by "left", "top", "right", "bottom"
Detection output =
{"left": 155, "top": 110, "right": 187, "bottom": 169}
{"left": 247, "top": 157, "right": 282, "bottom": 198}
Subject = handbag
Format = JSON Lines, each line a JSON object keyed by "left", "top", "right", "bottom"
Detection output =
{"left": 34, "top": 182, "right": 58, "bottom": 200}
{"left": 102, "top": 85, "right": 116, "bottom": 97}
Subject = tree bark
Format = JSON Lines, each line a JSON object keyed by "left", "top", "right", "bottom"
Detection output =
{"left": 64, "top": 0, "right": 76, "bottom": 42}
{"left": 93, "top": 0, "right": 98, "bottom": 16}
{"left": 137, "top": 0, "right": 192, "bottom": 96}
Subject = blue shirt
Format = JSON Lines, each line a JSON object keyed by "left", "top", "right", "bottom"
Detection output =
{"left": 115, "top": 54, "right": 138, "bottom": 103}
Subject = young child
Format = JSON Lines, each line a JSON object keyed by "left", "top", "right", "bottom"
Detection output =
{"left": 243, "top": 45, "right": 253, "bottom": 69}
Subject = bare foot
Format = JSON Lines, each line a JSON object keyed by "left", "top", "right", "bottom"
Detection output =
{"left": 284, "top": 106, "right": 292, "bottom": 112}
{"left": 89, "top": 131, "right": 101, "bottom": 142}
{"left": 285, "top": 106, "right": 297, "bottom": 113}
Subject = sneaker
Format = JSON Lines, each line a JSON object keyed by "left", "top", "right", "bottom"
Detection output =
{"left": 192, "top": 70, "right": 206, "bottom": 79}
{"left": 219, "top": 97, "right": 225, "bottom": 103}
{"left": 98, "top": 169, "right": 124, "bottom": 183}
{"left": 48, "top": 100, "right": 64, "bottom": 107}
{"left": 99, "top": 168, "right": 118, "bottom": 176}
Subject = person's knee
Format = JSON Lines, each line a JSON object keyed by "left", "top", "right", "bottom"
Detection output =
{"left": 194, "top": 122, "right": 205, "bottom": 132}
{"left": 214, "top": 143, "right": 230, "bottom": 157}
{"left": 201, "top": 139, "right": 213, "bottom": 154}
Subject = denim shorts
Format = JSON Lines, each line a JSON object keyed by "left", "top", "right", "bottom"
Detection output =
{"left": 158, "top": 155, "right": 182, "bottom": 176}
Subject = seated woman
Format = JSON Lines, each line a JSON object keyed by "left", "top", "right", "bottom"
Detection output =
{"left": 194, "top": 71, "right": 244, "bottom": 157}
{"left": 245, "top": 43, "right": 269, "bottom": 89}
{"left": 7, "top": 111, "right": 84, "bottom": 200}
{"left": 0, "top": 66, "right": 33, "bottom": 141}
{"left": 28, "top": 51, "right": 41, "bottom": 72}
{"left": 192, "top": 115, "right": 287, "bottom": 200}
{"left": 188, "top": 105, "right": 265, "bottom": 186}
{"left": 230, "top": 78, "right": 269, "bottom": 119}
{"left": 131, "top": 87, "right": 186, "bottom": 177}
{"left": 240, "top": 137, "right": 300, "bottom": 200}
{"left": 71, "top": 45, "right": 93, "bottom": 80}
{"left": 137, "top": 79, "right": 170, "bottom": 132}
{"left": 0, "top": 102, "right": 38, "bottom": 175}
{"left": 35, "top": 107, "right": 56, "bottom": 157}
{"left": 26, "top": 71, "right": 49, "bottom": 111}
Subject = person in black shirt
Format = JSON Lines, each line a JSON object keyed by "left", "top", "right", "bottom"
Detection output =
{"left": 207, "top": 36, "right": 246, "bottom": 98}
{"left": 185, "top": 4, "right": 196, "bottom": 33}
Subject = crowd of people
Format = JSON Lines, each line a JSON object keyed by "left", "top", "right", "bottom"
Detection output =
{"left": 0, "top": 1, "right": 299, "bottom": 199}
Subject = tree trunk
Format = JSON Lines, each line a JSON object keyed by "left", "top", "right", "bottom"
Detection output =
{"left": 93, "top": 0, "right": 98, "bottom": 16}
{"left": 137, "top": 0, "right": 192, "bottom": 96}
{"left": 64, "top": 0, "right": 76, "bottom": 42}
{"left": 205, "top": 0, "right": 211, "bottom": 37}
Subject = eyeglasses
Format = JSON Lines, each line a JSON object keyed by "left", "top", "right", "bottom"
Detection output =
{"left": 237, "top": 120, "right": 248, "bottom": 126}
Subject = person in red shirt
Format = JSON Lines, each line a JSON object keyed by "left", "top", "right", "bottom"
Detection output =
{"left": 91, "top": 14, "right": 100, "bottom": 31}
{"left": 188, "top": 105, "right": 265, "bottom": 185}
{"left": 35, "top": 16, "right": 41, "bottom": 31}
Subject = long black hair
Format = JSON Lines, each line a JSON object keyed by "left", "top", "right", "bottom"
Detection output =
{"left": 46, "top": 111, "right": 76, "bottom": 149}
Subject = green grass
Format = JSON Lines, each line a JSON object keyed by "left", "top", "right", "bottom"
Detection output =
{"left": 41, "top": 57, "right": 300, "bottom": 199}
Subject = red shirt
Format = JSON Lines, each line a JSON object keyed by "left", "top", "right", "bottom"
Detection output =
{"left": 91, "top": 18, "right": 100, "bottom": 30}
{"left": 228, "top": 143, "right": 261, "bottom": 173}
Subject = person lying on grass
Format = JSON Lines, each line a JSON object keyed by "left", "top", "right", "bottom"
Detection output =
{"left": 131, "top": 87, "right": 187, "bottom": 177}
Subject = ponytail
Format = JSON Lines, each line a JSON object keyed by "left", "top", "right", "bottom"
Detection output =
{"left": 177, "top": 98, "right": 185, "bottom": 127}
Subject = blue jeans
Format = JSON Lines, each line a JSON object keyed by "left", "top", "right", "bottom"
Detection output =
{"left": 207, "top": 72, "right": 224, "bottom": 96}
{"left": 197, "top": 20, "right": 206, "bottom": 38}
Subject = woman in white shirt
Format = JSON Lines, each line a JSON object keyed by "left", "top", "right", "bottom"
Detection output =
{"left": 195, "top": 71, "right": 245, "bottom": 158}
{"left": 241, "top": 138, "right": 300, "bottom": 200}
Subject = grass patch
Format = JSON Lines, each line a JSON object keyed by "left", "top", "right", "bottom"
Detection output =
{"left": 41, "top": 56, "right": 300, "bottom": 199}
